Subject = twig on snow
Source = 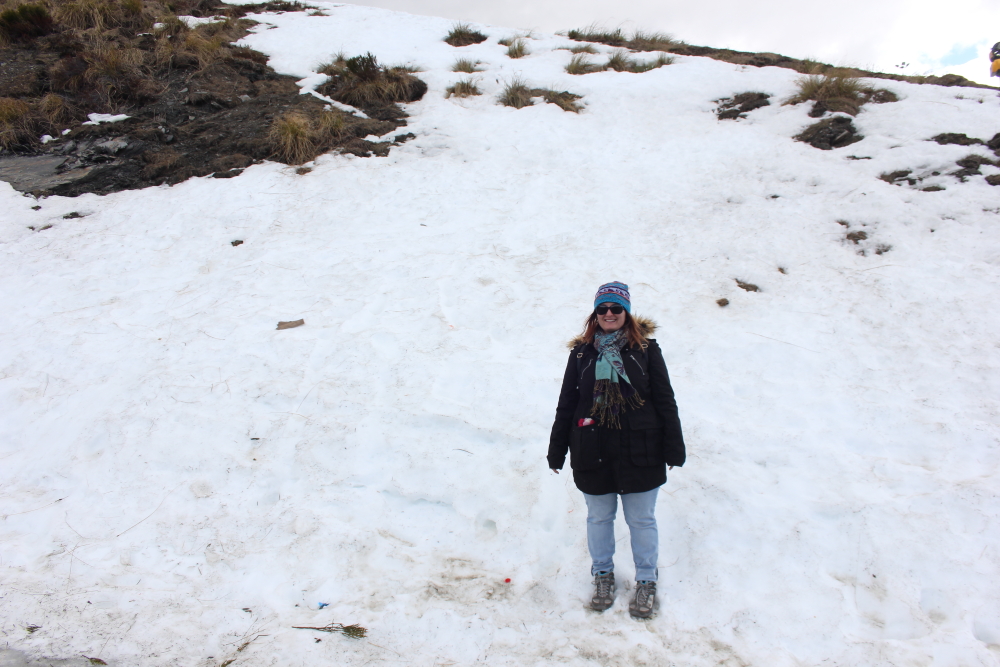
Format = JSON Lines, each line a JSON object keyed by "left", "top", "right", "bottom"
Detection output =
{"left": 292, "top": 623, "right": 367, "bottom": 638}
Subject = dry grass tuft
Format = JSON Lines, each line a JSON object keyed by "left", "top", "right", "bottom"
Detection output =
{"left": 315, "top": 108, "right": 346, "bottom": 139}
{"left": 568, "top": 25, "right": 683, "bottom": 52}
{"left": 498, "top": 77, "right": 533, "bottom": 109}
{"left": 790, "top": 73, "right": 864, "bottom": 104}
{"left": 445, "top": 78, "right": 481, "bottom": 98}
{"left": 452, "top": 58, "right": 483, "bottom": 73}
{"left": 565, "top": 53, "right": 599, "bottom": 75}
{"left": 785, "top": 73, "right": 896, "bottom": 116}
{"left": 537, "top": 88, "right": 582, "bottom": 112}
{"left": 0, "top": 97, "right": 34, "bottom": 149}
{"left": 317, "top": 52, "right": 347, "bottom": 75}
{"left": 564, "top": 44, "right": 597, "bottom": 54}
{"left": 568, "top": 24, "right": 626, "bottom": 47}
{"left": 0, "top": 3, "right": 54, "bottom": 41}
{"left": 37, "top": 93, "right": 75, "bottom": 125}
{"left": 497, "top": 80, "right": 582, "bottom": 112}
{"left": 632, "top": 52, "right": 674, "bottom": 71}
{"left": 603, "top": 50, "right": 673, "bottom": 73}
{"left": 54, "top": 0, "right": 147, "bottom": 31}
{"left": 605, "top": 49, "right": 634, "bottom": 72}
{"left": 268, "top": 112, "right": 315, "bottom": 164}
{"left": 444, "top": 22, "right": 486, "bottom": 47}
{"left": 319, "top": 52, "right": 428, "bottom": 109}
{"left": 628, "top": 29, "right": 680, "bottom": 52}
{"left": 506, "top": 38, "right": 527, "bottom": 59}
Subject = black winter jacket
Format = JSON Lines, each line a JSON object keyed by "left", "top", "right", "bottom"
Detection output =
{"left": 547, "top": 317, "right": 685, "bottom": 495}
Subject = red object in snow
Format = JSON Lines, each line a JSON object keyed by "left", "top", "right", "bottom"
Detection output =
{"left": 504, "top": 578, "right": 511, "bottom": 583}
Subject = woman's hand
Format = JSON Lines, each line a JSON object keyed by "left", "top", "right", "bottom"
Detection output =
{"left": 551, "top": 469, "right": 560, "bottom": 474}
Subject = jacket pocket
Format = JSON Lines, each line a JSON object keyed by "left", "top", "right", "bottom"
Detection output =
{"left": 629, "top": 428, "right": 664, "bottom": 467}
{"left": 569, "top": 425, "right": 602, "bottom": 471}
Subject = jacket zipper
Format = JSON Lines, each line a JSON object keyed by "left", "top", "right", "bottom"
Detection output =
{"left": 629, "top": 353, "right": 646, "bottom": 377}
{"left": 580, "top": 358, "right": 593, "bottom": 378}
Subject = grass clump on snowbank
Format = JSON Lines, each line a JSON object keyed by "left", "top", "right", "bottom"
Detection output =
{"left": 565, "top": 54, "right": 601, "bottom": 75}
{"left": 498, "top": 78, "right": 533, "bottom": 109}
{"left": 444, "top": 22, "right": 485, "bottom": 47}
{"left": 786, "top": 72, "right": 898, "bottom": 116}
{"left": 505, "top": 38, "right": 528, "bottom": 59}
{"left": 567, "top": 24, "right": 682, "bottom": 52}
{"left": 318, "top": 52, "right": 427, "bottom": 111}
{"left": 498, "top": 79, "right": 582, "bottom": 112}
{"left": 566, "top": 50, "right": 673, "bottom": 75}
{"left": 452, "top": 58, "right": 483, "bottom": 73}
{"left": 445, "top": 78, "right": 481, "bottom": 98}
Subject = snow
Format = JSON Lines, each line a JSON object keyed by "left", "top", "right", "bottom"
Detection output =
{"left": 2, "top": 3, "right": 1000, "bottom": 666}
{"left": 82, "top": 113, "right": 131, "bottom": 125}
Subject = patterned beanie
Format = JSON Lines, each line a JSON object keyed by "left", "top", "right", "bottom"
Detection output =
{"left": 594, "top": 281, "right": 631, "bottom": 313}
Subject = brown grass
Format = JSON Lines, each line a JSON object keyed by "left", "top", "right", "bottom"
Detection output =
{"left": 628, "top": 29, "right": 680, "bottom": 52}
{"left": 37, "top": 93, "right": 75, "bottom": 125}
{"left": 0, "top": 97, "right": 35, "bottom": 149}
{"left": 0, "top": 3, "right": 54, "bottom": 41}
{"left": 565, "top": 53, "right": 599, "bottom": 75}
{"left": 444, "top": 22, "right": 486, "bottom": 47}
{"left": 498, "top": 78, "right": 532, "bottom": 109}
{"left": 786, "top": 73, "right": 897, "bottom": 115}
{"left": 574, "top": 50, "right": 672, "bottom": 74}
{"left": 568, "top": 24, "right": 626, "bottom": 47}
{"left": 315, "top": 108, "right": 346, "bottom": 139}
{"left": 452, "top": 58, "right": 482, "bottom": 73}
{"left": 54, "top": 0, "right": 147, "bottom": 31}
{"left": 445, "top": 78, "right": 481, "bottom": 98}
{"left": 319, "top": 52, "right": 427, "bottom": 109}
{"left": 537, "top": 89, "right": 582, "bottom": 112}
{"left": 268, "top": 112, "right": 315, "bottom": 164}
{"left": 563, "top": 44, "right": 597, "bottom": 54}
{"left": 497, "top": 80, "right": 582, "bottom": 112}
{"left": 605, "top": 49, "right": 634, "bottom": 72}
{"left": 506, "top": 38, "right": 527, "bottom": 59}
{"left": 567, "top": 25, "right": 683, "bottom": 52}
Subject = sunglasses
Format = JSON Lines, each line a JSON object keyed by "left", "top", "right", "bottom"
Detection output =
{"left": 595, "top": 305, "right": 625, "bottom": 315}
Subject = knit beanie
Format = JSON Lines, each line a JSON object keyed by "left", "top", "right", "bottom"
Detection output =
{"left": 594, "top": 281, "right": 631, "bottom": 313}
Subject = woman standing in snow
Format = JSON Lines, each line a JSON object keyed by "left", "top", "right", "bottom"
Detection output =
{"left": 548, "top": 282, "right": 685, "bottom": 618}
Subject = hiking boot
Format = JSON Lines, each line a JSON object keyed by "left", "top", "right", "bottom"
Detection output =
{"left": 629, "top": 580, "right": 656, "bottom": 619}
{"left": 590, "top": 572, "right": 615, "bottom": 611}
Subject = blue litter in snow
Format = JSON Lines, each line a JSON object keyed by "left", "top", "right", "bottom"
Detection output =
{"left": 318, "top": 602, "right": 329, "bottom": 609}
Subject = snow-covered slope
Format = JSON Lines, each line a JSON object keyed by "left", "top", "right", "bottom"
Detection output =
{"left": 2, "top": 4, "right": 999, "bottom": 666}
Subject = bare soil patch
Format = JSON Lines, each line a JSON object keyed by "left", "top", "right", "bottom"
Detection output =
{"left": 0, "top": 0, "right": 424, "bottom": 196}
{"left": 795, "top": 116, "right": 862, "bottom": 150}
{"left": 716, "top": 92, "right": 770, "bottom": 120}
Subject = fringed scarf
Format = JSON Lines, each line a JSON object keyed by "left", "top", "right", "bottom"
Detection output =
{"left": 590, "top": 329, "right": 644, "bottom": 428}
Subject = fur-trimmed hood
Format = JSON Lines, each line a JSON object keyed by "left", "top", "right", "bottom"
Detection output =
{"left": 566, "top": 315, "right": 658, "bottom": 349}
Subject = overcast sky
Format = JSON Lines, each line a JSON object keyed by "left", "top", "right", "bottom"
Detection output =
{"left": 342, "top": 0, "right": 1000, "bottom": 84}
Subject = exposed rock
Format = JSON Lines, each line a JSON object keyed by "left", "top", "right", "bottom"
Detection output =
{"left": 716, "top": 92, "right": 771, "bottom": 120}
{"left": 795, "top": 116, "right": 863, "bottom": 150}
{"left": 931, "top": 133, "right": 983, "bottom": 146}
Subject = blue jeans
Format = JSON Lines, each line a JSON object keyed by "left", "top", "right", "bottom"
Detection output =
{"left": 583, "top": 488, "right": 659, "bottom": 582}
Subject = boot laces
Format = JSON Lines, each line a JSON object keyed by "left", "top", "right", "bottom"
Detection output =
{"left": 636, "top": 581, "right": 656, "bottom": 607}
{"left": 595, "top": 574, "right": 613, "bottom": 597}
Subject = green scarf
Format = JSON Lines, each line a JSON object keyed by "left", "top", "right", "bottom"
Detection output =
{"left": 590, "top": 329, "right": 644, "bottom": 428}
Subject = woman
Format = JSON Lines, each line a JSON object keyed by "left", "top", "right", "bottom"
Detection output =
{"left": 548, "top": 281, "right": 685, "bottom": 618}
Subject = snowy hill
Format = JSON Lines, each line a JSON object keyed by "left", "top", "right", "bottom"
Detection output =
{"left": 2, "top": 3, "right": 1000, "bottom": 666}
